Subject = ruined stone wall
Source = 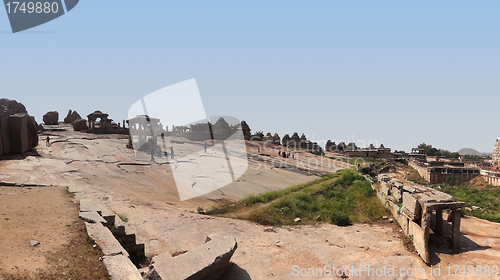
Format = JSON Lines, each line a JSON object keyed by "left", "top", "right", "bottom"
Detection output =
{"left": 409, "top": 161, "right": 431, "bottom": 182}
{"left": 409, "top": 160, "right": 479, "bottom": 185}
{"left": 374, "top": 178, "right": 430, "bottom": 263}
{"left": 481, "top": 169, "right": 500, "bottom": 186}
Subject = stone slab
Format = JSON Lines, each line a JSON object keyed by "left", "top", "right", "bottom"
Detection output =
{"left": 380, "top": 182, "right": 389, "bottom": 196}
{"left": 150, "top": 236, "right": 237, "bottom": 280}
{"left": 67, "top": 185, "right": 84, "bottom": 194}
{"left": 403, "top": 192, "right": 421, "bottom": 217}
{"left": 79, "top": 211, "right": 107, "bottom": 225}
{"left": 103, "top": 254, "right": 142, "bottom": 280}
{"left": 85, "top": 222, "right": 129, "bottom": 257}
{"left": 80, "top": 199, "right": 116, "bottom": 226}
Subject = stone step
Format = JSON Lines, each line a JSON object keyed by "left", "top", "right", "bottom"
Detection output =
{"left": 80, "top": 199, "right": 116, "bottom": 226}
{"left": 79, "top": 211, "right": 107, "bottom": 225}
{"left": 85, "top": 222, "right": 129, "bottom": 257}
{"left": 103, "top": 254, "right": 143, "bottom": 280}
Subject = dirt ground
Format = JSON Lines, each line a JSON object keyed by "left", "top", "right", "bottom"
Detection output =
{"left": 0, "top": 186, "right": 75, "bottom": 274}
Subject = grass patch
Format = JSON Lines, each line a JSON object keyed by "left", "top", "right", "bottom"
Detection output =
{"left": 405, "top": 166, "right": 429, "bottom": 186}
{"left": 208, "top": 168, "right": 389, "bottom": 226}
{"left": 438, "top": 184, "right": 500, "bottom": 223}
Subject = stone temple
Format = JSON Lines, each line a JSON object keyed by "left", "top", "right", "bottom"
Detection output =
{"left": 493, "top": 138, "right": 500, "bottom": 164}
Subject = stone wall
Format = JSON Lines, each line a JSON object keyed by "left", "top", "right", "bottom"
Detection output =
{"left": 409, "top": 160, "right": 480, "bottom": 185}
{"left": 375, "top": 175, "right": 464, "bottom": 264}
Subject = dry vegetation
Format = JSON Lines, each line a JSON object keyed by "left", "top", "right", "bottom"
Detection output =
{"left": 207, "top": 168, "right": 390, "bottom": 226}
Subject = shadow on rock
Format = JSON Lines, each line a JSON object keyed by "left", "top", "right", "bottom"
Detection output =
{"left": 219, "top": 263, "right": 251, "bottom": 280}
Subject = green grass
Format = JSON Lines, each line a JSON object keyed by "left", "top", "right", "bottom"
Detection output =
{"left": 207, "top": 168, "right": 390, "bottom": 226}
{"left": 117, "top": 213, "right": 129, "bottom": 223}
{"left": 405, "top": 166, "right": 430, "bottom": 186}
{"left": 404, "top": 166, "right": 500, "bottom": 223}
{"left": 438, "top": 184, "right": 500, "bottom": 223}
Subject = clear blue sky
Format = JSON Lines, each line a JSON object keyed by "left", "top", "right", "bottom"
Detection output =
{"left": 1, "top": 1, "right": 499, "bottom": 153}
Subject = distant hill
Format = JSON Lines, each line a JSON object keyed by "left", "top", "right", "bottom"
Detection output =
{"left": 458, "top": 148, "right": 492, "bottom": 157}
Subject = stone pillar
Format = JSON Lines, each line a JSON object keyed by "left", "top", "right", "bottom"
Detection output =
{"left": 451, "top": 208, "right": 461, "bottom": 251}
{"left": 421, "top": 211, "right": 431, "bottom": 264}
{"left": 435, "top": 209, "right": 443, "bottom": 235}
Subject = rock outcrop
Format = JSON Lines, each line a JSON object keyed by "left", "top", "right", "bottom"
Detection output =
{"left": 64, "top": 110, "right": 82, "bottom": 124}
{"left": 240, "top": 121, "right": 251, "bottom": 141}
{"left": 272, "top": 133, "right": 281, "bottom": 146}
{"left": 43, "top": 111, "right": 59, "bottom": 125}
{"left": 72, "top": 119, "right": 88, "bottom": 131}
{"left": 325, "top": 140, "right": 337, "bottom": 152}
{"left": 0, "top": 98, "right": 27, "bottom": 115}
{"left": 0, "top": 99, "right": 38, "bottom": 156}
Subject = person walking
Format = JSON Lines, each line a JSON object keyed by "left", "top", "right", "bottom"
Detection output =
{"left": 45, "top": 136, "right": 50, "bottom": 147}
{"left": 149, "top": 138, "right": 155, "bottom": 162}
{"left": 204, "top": 142, "right": 207, "bottom": 153}
{"left": 170, "top": 146, "right": 174, "bottom": 159}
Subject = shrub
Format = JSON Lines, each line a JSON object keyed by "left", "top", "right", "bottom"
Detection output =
{"left": 330, "top": 212, "right": 352, "bottom": 227}
{"left": 197, "top": 207, "right": 206, "bottom": 215}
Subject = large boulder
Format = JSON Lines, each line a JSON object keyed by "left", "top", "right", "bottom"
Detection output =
{"left": 9, "top": 114, "right": 30, "bottom": 154}
{"left": 0, "top": 98, "right": 27, "bottom": 115}
{"left": 240, "top": 120, "right": 251, "bottom": 141}
{"left": 64, "top": 110, "right": 82, "bottom": 124}
{"left": 0, "top": 99, "right": 38, "bottom": 155}
{"left": 43, "top": 111, "right": 59, "bottom": 125}
{"left": 0, "top": 121, "right": 3, "bottom": 157}
{"left": 7, "top": 114, "right": 38, "bottom": 154}
{"left": 0, "top": 117, "right": 10, "bottom": 155}
{"left": 72, "top": 119, "right": 88, "bottom": 131}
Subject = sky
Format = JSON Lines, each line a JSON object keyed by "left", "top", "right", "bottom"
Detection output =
{"left": 0, "top": 1, "right": 499, "bottom": 153}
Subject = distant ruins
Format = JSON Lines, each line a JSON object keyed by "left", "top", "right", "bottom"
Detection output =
{"left": 493, "top": 138, "right": 500, "bottom": 163}
{"left": 376, "top": 175, "right": 465, "bottom": 264}
{"left": 0, "top": 98, "right": 38, "bottom": 155}
{"left": 86, "top": 111, "right": 128, "bottom": 135}
{"left": 475, "top": 138, "right": 500, "bottom": 186}
{"left": 281, "top": 133, "right": 322, "bottom": 152}
{"left": 409, "top": 149, "right": 480, "bottom": 185}
{"left": 325, "top": 140, "right": 394, "bottom": 159}
{"left": 127, "top": 116, "right": 244, "bottom": 149}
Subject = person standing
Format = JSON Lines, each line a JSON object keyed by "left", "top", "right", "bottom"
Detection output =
{"left": 45, "top": 136, "right": 50, "bottom": 147}
{"left": 171, "top": 146, "right": 174, "bottom": 159}
{"left": 204, "top": 142, "right": 207, "bottom": 153}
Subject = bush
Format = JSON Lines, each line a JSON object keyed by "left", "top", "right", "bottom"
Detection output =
{"left": 197, "top": 207, "right": 206, "bottom": 215}
{"left": 330, "top": 212, "right": 352, "bottom": 227}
